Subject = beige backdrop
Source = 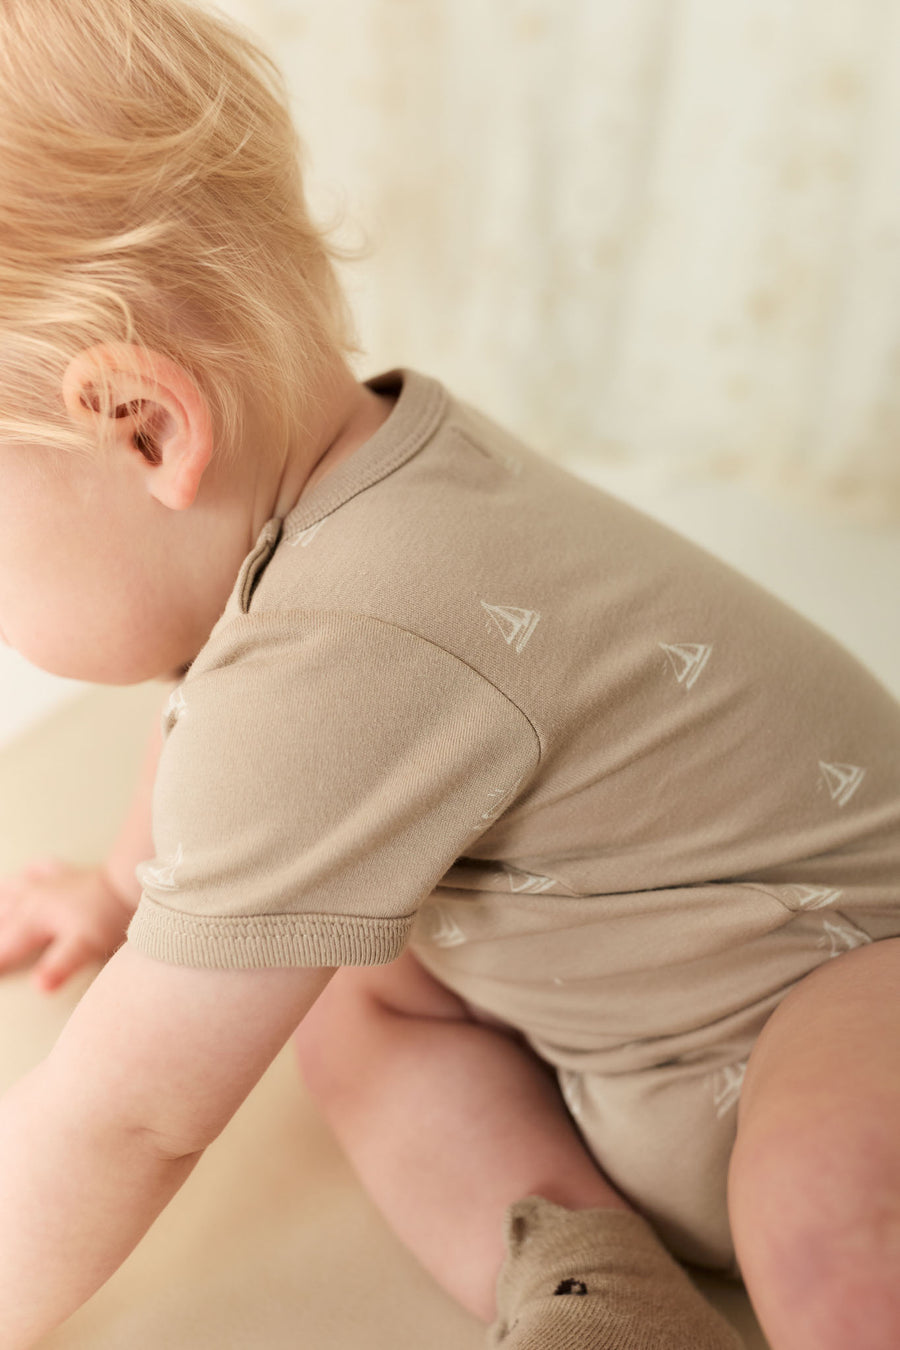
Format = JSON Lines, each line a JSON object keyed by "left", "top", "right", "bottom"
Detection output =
{"left": 216, "top": 0, "right": 900, "bottom": 522}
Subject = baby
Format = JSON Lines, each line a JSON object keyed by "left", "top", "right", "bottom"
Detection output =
{"left": 0, "top": 3, "right": 899, "bottom": 1348}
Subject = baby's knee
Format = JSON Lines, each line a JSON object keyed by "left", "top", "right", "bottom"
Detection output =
{"left": 730, "top": 1117, "right": 900, "bottom": 1350}
{"left": 754, "top": 1210, "right": 900, "bottom": 1350}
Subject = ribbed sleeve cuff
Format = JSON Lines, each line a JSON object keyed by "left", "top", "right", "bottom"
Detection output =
{"left": 127, "top": 894, "right": 414, "bottom": 969}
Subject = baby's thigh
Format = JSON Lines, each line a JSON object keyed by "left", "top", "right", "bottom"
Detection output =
{"left": 295, "top": 947, "right": 503, "bottom": 1062}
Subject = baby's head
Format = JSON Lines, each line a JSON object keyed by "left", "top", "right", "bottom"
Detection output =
{"left": 0, "top": 0, "right": 360, "bottom": 682}
{"left": 0, "top": 0, "right": 356, "bottom": 464}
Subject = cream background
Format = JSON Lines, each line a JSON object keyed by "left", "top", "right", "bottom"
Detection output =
{"left": 217, "top": 0, "right": 900, "bottom": 521}
{"left": 0, "top": 5, "right": 897, "bottom": 1343}
{"left": 6, "top": 0, "right": 900, "bottom": 739}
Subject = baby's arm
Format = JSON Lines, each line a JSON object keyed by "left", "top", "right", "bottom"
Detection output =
{"left": 0, "top": 940, "right": 334, "bottom": 1347}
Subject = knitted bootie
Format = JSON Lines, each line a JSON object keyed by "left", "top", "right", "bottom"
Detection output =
{"left": 487, "top": 1197, "right": 745, "bottom": 1349}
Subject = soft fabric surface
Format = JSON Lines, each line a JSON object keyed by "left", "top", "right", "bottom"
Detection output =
{"left": 0, "top": 683, "right": 769, "bottom": 1348}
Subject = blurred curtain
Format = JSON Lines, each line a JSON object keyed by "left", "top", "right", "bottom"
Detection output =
{"left": 220, "top": 0, "right": 900, "bottom": 521}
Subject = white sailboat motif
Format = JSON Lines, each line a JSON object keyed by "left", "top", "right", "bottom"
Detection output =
{"left": 163, "top": 686, "right": 188, "bottom": 728}
{"left": 476, "top": 775, "right": 525, "bottom": 828}
{"left": 289, "top": 519, "right": 327, "bottom": 548}
{"left": 817, "top": 917, "right": 872, "bottom": 959}
{"left": 504, "top": 866, "right": 556, "bottom": 894}
{"left": 139, "top": 843, "right": 183, "bottom": 892}
{"left": 711, "top": 1059, "right": 748, "bottom": 1119}
{"left": 818, "top": 761, "right": 865, "bottom": 807}
{"left": 781, "top": 885, "right": 843, "bottom": 910}
{"left": 659, "top": 642, "right": 712, "bottom": 690}
{"left": 559, "top": 1070, "right": 585, "bottom": 1122}
{"left": 423, "top": 905, "right": 467, "bottom": 948}
{"left": 480, "top": 602, "right": 541, "bottom": 653}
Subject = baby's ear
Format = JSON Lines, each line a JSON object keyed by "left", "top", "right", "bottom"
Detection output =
{"left": 62, "top": 342, "right": 157, "bottom": 425}
{"left": 61, "top": 342, "right": 214, "bottom": 510}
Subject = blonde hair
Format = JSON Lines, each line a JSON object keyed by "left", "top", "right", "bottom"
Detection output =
{"left": 0, "top": 0, "right": 357, "bottom": 464}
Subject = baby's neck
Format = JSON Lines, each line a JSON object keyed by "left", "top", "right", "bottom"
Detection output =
{"left": 271, "top": 365, "right": 396, "bottom": 521}
{"left": 302, "top": 382, "right": 395, "bottom": 499}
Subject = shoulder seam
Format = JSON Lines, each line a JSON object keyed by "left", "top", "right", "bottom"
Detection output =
{"left": 190, "top": 606, "right": 544, "bottom": 767}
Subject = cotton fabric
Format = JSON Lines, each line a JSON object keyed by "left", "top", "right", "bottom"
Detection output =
{"left": 128, "top": 367, "right": 900, "bottom": 1268}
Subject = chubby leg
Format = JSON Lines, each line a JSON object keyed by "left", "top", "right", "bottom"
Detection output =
{"left": 293, "top": 951, "right": 742, "bottom": 1349}
{"left": 293, "top": 949, "right": 630, "bottom": 1321}
{"left": 729, "top": 936, "right": 900, "bottom": 1350}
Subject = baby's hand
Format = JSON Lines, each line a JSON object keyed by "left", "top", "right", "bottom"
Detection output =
{"left": 0, "top": 858, "right": 132, "bottom": 993}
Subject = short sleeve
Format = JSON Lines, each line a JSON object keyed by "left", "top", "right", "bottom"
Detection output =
{"left": 127, "top": 611, "right": 540, "bottom": 969}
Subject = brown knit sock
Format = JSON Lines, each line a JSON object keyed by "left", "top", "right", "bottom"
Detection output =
{"left": 487, "top": 1197, "right": 745, "bottom": 1349}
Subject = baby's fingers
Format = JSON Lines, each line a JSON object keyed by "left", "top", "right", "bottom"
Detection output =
{"left": 32, "top": 932, "right": 94, "bottom": 994}
{"left": 0, "top": 919, "right": 49, "bottom": 975}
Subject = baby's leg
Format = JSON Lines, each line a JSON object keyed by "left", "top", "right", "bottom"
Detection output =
{"left": 729, "top": 936, "right": 900, "bottom": 1350}
{"left": 293, "top": 951, "right": 741, "bottom": 1348}
{"left": 293, "top": 949, "right": 629, "bottom": 1320}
